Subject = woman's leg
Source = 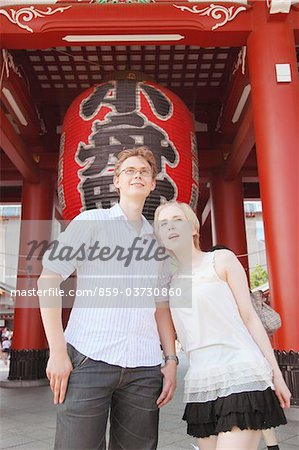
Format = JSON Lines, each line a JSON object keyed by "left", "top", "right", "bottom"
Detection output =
{"left": 197, "top": 435, "right": 217, "bottom": 450}
{"left": 216, "top": 427, "right": 261, "bottom": 450}
{"left": 2, "top": 351, "right": 8, "bottom": 365}
{"left": 262, "top": 428, "right": 279, "bottom": 448}
{"left": 0, "top": 349, "right": 6, "bottom": 365}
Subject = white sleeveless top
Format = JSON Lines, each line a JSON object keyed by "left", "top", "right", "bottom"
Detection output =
{"left": 169, "top": 251, "right": 274, "bottom": 403}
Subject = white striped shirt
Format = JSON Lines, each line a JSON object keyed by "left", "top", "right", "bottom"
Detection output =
{"left": 42, "top": 203, "right": 169, "bottom": 367}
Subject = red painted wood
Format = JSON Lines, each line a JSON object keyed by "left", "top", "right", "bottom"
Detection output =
{"left": 0, "top": 3, "right": 252, "bottom": 49}
{"left": 0, "top": 52, "right": 42, "bottom": 140}
{"left": 200, "top": 213, "right": 213, "bottom": 252}
{"left": 0, "top": 110, "right": 40, "bottom": 183}
{"left": 223, "top": 100, "right": 255, "bottom": 180}
{"left": 247, "top": 2, "right": 299, "bottom": 351}
{"left": 210, "top": 171, "right": 249, "bottom": 276}
{"left": 219, "top": 65, "right": 251, "bottom": 138}
{"left": 292, "top": 5, "right": 299, "bottom": 43}
{"left": 12, "top": 171, "right": 55, "bottom": 350}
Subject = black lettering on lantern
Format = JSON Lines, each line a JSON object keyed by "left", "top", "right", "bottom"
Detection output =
{"left": 81, "top": 82, "right": 114, "bottom": 119}
{"left": 143, "top": 178, "right": 176, "bottom": 220}
{"left": 76, "top": 80, "right": 179, "bottom": 216}
{"left": 81, "top": 81, "right": 137, "bottom": 119}
{"left": 140, "top": 84, "right": 173, "bottom": 120}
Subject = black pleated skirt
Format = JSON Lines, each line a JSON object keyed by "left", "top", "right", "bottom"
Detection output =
{"left": 182, "top": 387, "right": 287, "bottom": 439}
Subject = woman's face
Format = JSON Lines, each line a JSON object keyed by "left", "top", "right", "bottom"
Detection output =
{"left": 156, "top": 204, "right": 193, "bottom": 253}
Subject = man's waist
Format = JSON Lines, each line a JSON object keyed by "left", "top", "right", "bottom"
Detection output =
{"left": 66, "top": 340, "right": 162, "bottom": 367}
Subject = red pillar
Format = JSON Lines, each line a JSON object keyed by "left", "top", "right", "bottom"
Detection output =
{"left": 247, "top": 3, "right": 299, "bottom": 351}
{"left": 209, "top": 171, "right": 249, "bottom": 276}
{"left": 200, "top": 215, "right": 213, "bottom": 252}
{"left": 9, "top": 170, "right": 55, "bottom": 380}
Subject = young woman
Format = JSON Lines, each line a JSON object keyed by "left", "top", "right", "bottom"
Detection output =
{"left": 154, "top": 201, "right": 291, "bottom": 450}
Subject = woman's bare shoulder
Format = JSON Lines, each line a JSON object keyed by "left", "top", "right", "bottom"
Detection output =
{"left": 213, "top": 249, "right": 236, "bottom": 261}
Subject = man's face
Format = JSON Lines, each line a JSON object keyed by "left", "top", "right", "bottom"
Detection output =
{"left": 113, "top": 156, "right": 156, "bottom": 199}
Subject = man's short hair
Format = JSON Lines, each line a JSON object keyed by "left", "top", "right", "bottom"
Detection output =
{"left": 114, "top": 146, "right": 157, "bottom": 179}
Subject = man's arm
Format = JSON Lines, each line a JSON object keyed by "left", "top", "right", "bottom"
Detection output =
{"left": 38, "top": 268, "right": 73, "bottom": 405}
{"left": 155, "top": 302, "right": 177, "bottom": 407}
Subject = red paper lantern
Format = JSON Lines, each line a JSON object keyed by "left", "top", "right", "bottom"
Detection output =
{"left": 58, "top": 78, "right": 199, "bottom": 220}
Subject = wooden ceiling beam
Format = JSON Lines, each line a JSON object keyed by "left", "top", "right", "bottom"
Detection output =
{"left": 199, "top": 149, "right": 225, "bottom": 170}
{"left": 223, "top": 101, "right": 255, "bottom": 180}
{"left": 38, "top": 152, "right": 59, "bottom": 170}
{"left": 0, "top": 110, "right": 40, "bottom": 183}
{"left": 0, "top": 186, "right": 22, "bottom": 203}
{"left": 0, "top": 171, "right": 23, "bottom": 185}
{"left": 218, "top": 62, "right": 251, "bottom": 138}
{"left": 1, "top": 3, "right": 252, "bottom": 49}
{"left": 241, "top": 169, "right": 259, "bottom": 180}
{"left": 0, "top": 51, "right": 43, "bottom": 142}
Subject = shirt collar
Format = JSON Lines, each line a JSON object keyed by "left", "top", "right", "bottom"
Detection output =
{"left": 109, "top": 203, "right": 154, "bottom": 236}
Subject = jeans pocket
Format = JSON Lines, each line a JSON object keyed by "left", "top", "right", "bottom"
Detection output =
{"left": 67, "top": 343, "right": 89, "bottom": 369}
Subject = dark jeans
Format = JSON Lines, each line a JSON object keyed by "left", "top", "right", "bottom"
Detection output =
{"left": 55, "top": 344, "right": 163, "bottom": 450}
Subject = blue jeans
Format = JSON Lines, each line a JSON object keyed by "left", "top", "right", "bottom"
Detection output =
{"left": 55, "top": 344, "right": 163, "bottom": 449}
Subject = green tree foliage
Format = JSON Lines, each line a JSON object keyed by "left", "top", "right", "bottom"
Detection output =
{"left": 250, "top": 264, "right": 268, "bottom": 289}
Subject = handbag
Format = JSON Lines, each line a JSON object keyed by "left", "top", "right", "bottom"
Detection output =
{"left": 251, "top": 292, "right": 282, "bottom": 335}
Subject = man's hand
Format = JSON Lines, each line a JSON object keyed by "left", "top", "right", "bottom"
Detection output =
{"left": 156, "top": 360, "right": 177, "bottom": 408}
{"left": 46, "top": 349, "right": 73, "bottom": 405}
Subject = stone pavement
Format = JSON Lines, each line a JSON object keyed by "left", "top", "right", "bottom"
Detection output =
{"left": 0, "top": 352, "right": 298, "bottom": 450}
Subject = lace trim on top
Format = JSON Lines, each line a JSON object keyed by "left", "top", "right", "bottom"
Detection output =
{"left": 184, "top": 360, "right": 274, "bottom": 403}
{"left": 184, "top": 380, "right": 273, "bottom": 403}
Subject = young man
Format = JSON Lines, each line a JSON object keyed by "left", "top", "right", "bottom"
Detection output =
{"left": 38, "top": 146, "right": 177, "bottom": 450}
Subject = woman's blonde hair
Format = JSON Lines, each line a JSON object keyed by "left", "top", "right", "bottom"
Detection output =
{"left": 154, "top": 200, "right": 200, "bottom": 250}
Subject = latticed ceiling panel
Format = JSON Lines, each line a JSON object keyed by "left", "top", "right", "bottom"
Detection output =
{"left": 13, "top": 45, "right": 237, "bottom": 91}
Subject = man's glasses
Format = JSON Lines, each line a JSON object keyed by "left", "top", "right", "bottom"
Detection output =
{"left": 118, "top": 167, "right": 152, "bottom": 178}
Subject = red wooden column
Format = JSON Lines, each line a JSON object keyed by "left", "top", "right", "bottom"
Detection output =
{"left": 9, "top": 170, "right": 55, "bottom": 380}
{"left": 209, "top": 171, "right": 249, "bottom": 276}
{"left": 198, "top": 198, "right": 213, "bottom": 251}
{"left": 200, "top": 217, "right": 213, "bottom": 252}
{"left": 247, "top": 3, "right": 299, "bottom": 352}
